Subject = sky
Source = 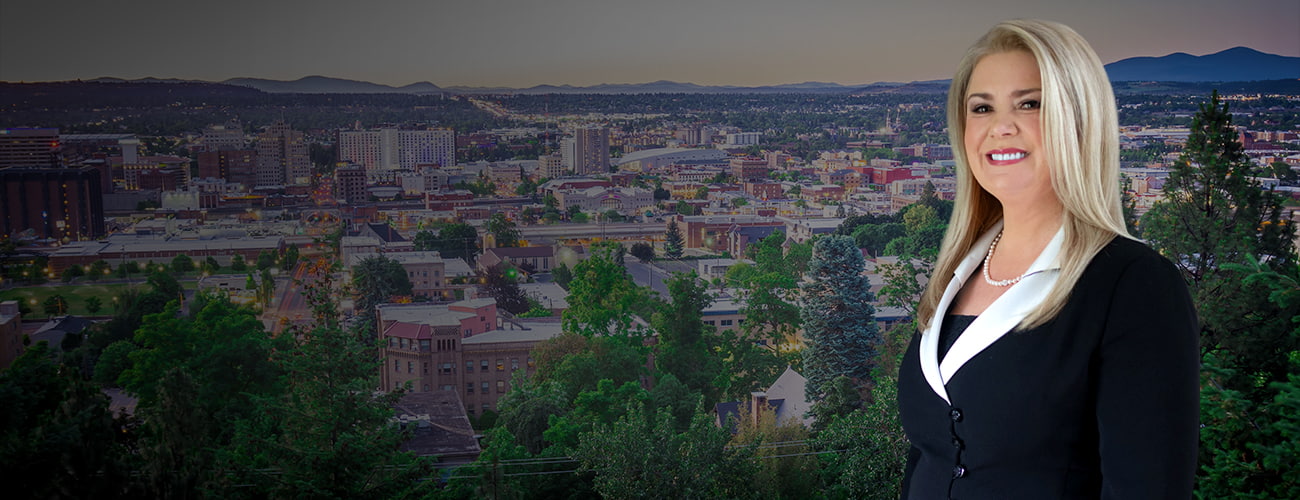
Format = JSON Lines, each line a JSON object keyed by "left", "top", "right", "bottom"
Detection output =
{"left": 1, "top": 0, "right": 1297, "bottom": 88}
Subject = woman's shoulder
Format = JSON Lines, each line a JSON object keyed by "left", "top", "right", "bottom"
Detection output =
{"left": 1088, "top": 235, "right": 1183, "bottom": 285}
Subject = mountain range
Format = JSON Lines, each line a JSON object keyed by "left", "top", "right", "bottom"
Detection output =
{"left": 64, "top": 47, "right": 1300, "bottom": 95}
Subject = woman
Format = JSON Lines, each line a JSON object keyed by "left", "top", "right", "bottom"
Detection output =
{"left": 896, "top": 19, "right": 1198, "bottom": 499}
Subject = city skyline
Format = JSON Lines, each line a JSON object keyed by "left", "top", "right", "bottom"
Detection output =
{"left": 1, "top": 0, "right": 1298, "bottom": 88}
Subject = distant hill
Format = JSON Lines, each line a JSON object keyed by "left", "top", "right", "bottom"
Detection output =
{"left": 1104, "top": 47, "right": 1300, "bottom": 82}
{"left": 222, "top": 75, "right": 444, "bottom": 94}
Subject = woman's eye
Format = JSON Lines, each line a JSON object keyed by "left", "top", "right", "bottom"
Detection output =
{"left": 1019, "top": 100, "right": 1041, "bottom": 110}
{"left": 971, "top": 104, "right": 991, "bottom": 114}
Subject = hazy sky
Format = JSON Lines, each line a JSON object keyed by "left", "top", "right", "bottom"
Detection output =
{"left": 2, "top": 0, "right": 1297, "bottom": 88}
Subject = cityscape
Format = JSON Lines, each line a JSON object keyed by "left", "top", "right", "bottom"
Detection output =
{"left": 2, "top": 3, "right": 1300, "bottom": 495}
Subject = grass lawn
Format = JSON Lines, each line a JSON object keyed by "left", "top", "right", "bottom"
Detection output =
{"left": 0, "top": 283, "right": 137, "bottom": 319}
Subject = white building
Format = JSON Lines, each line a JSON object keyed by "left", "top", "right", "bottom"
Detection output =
{"left": 339, "top": 128, "right": 455, "bottom": 181}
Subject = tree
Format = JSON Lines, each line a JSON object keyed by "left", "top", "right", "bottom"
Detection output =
{"left": 85, "top": 296, "right": 103, "bottom": 315}
{"left": 202, "top": 256, "right": 220, "bottom": 275}
{"left": 412, "top": 229, "right": 437, "bottom": 251}
{"left": 652, "top": 272, "right": 720, "bottom": 402}
{"left": 350, "top": 255, "right": 413, "bottom": 338}
{"left": 255, "top": 250, "right": 276, "bottom": 271}
{"left": 230, "top": 254, "right": 247, "bottom": 272}
{"left": 814, "top": 375, "right": 910, "bottom": 500}
{"left": 0, "top": 343, "right": 133, "bottom": 498}
{"left": 800, "top": 235, "right": 878, "bottom": 404}
{"left": 552, "top": 262, "right": 574, "bottom": 289}
{"left": 487, "top": 213, "right": 521, "bottom": 248}
{"left": 664, "top": 219, "right": 685, "bottom": 259}
{"left": 437, "top": 222, "right": 482, "bottom": 263}
{"left": 562, "top": 242, "right": 655, "bottom": 339}
{"left": 61, "top": 265, "right": 84, "bottom": 283}
{"left": 675, "top": 200, "right": 696, "bottom": 216}
{"left": 1139, "top": 92, "right": 1299, "bottom": 497}
{"left": 42, "top": 294, "right": 68, "bottom": 316}
{"left": 170, "top": 254, "right": 195, "bottom": 274}
{"left": 483, "top": 264, "right": 531, "bottom": 315}
{"left": 629, "top": 242, "right": 655, "bottom": 262}
{"left": 280, "top": 243, "right": 300, "bottom": 271}
{"left": 87, "top": 259, "right": 112, "bottom": 281}
{"left": 226, "top": 261, "right": 433, "bottom": 497}
{"left": 573, "top": 402, "right": 756, "bottom": 500}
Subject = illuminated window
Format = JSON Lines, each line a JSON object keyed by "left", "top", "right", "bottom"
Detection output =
{"left": 496, "top": 359, "right": 504, "bottom": 371}
{"left": 496, "top": 380, "right": 506, "bottom": 393}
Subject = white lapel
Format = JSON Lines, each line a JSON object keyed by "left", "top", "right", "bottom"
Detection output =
{"left": 919, "top": 222, "right": 1064, "bottom": 404}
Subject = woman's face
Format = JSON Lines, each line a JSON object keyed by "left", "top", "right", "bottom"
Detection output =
{"left": 963, "top": 50, "right": 1057, "bottom": 209}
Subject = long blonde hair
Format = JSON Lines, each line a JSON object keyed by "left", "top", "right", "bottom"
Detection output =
{"left": 917, "top": 19, "right": 1130, "bottom": 331}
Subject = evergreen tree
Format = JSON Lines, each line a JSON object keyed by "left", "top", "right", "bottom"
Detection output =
{"left": 228, "top": 260, "right": 433, "bottom": 497}
{"left": 799, "top": 235, "right": 878, "bottom": 402}
{"left": 664, "top": 219, "right": 684, "bottom": 259}
{"left": 482, "top": 264, "right": 531, "bottom": 315}
{"left": 1140, "top": 91, "right": 1300, "bottom": 497}
{"left": 652, "top": 272, "right": 721, "bottom": 402}
{"left": 351, "top": 254, "right": 414, "bottom": 338}
{"left": 486, "top": 213, "right": 522, "bottom": 248}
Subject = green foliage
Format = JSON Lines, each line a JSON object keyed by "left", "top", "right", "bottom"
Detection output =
{"left": 41, "top": 294, "right": 68, "bottom": 316}
{"left": 483, "top": 264, "right": 531, "bottom": 315}
{"left": 573, "top": 402, "right": 757, "bottom": 500}
{"left": 84, "top": 295, "right": 103, "bottom": 315}
{"left": 87, "top": 259, "right": 112, "bottom": 281}
{"left": 432, "top": 222, "right": 482, "bottom": 263}
{"left": 230, "top": 253, "right": 247, "bottom": 272}
{"left": 653, "top": 272, "right": 722, "bottom": 403}
{"left": 202, "top": 256, "right": 220, "bottom": 274}
{"left": 0, "top": 343, "right": 133, "bottom": 498}
{"left": 280, "top": 243, "right": 300, "bottom": 271}
{"left": 255, "top": 250, "right": 277, "bottom": 271}
{"left": 664, "top": 219, "right": 685, "bottom": 259}
{"left": 800, "top": 235, "right": 879, "bottom": 402}
{"left": 815, "top": 375, "right": 909, "bottom": 500}
{"left": 351, "top": 254, "right": 414, "bottom": 338}
{"left": 629, "top": 242, "right": 655, "bottom": 262}
{"left": 225, "top": 265, "right": 433, "bottom": 497}
{"left": 562, "top": 242, "right": 656, "bottom": 338}
{"left": 851, "top": 223, "right": 906, "bottom": 257}
{"left": 62, "top": 265, "right": 83, "bottom": 283}
{"left": 532, "top": 332, "right": 647, "bottom": 402}
{"left": 487, "top": 213, "right": 522, "bottom": 247}
{"left": 730, "top": 401, "right": 821, "bottom": 498}
{"left": 170, "top": 254, "right": 194, "bottom": 274}
{"left": 730, "top": 232, "right": 803, "bottom": 347}
{"left": 552, "top": 262, "right": 574, "bottom": 289}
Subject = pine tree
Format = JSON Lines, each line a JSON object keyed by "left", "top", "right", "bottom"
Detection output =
{"left": 799, "top": 235, "right": 879, "bottom": 401}
{"left": 664, "top": 219, "right": 685, "bottom": 259}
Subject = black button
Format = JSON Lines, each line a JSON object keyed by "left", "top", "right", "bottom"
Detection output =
{"left": 951, "top": 437, "right": 964, "bottom": 449}
{"left": 952, "top": 465, "right": 967, "bottom": 478}
{"left": 950, "top": 408, "right": 963, "bottom": 422}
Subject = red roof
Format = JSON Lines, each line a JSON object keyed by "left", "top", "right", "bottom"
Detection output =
{"left": 384, "top": 322, "right": 432, "bottom": 340}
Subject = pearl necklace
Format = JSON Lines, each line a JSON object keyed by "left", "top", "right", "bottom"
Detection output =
{"left": 982, "top": 231, "right": 1032, "bottom": 287}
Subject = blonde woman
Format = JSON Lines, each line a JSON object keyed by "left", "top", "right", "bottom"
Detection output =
{"left": 896, "top": 19, "right": 1198, "bottom": 499}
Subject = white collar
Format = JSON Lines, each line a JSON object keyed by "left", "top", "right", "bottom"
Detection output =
{"left": 919, "top": 221, "right": 1066, "bottom": 404}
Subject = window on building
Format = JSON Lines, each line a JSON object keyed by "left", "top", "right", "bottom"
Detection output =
{"left": 442, "top": 385, "right": 453, "bottom": 391}
{"left": 527, "top": 357, "right": 535, "bottom": 369}
{"left": 510, "top": 358, "right": 519, "bottom": 371}
{"left": 496, "top": 380, "right": 506, "bottom": 393}
{"left": 481, "top": 360, "right": 489, "bottom": 371}
{"left": 482, "top": 403, "right": 490, "bottom": 413}
{"left": 420, "top": 339, "right": 431, "bottom": 351}
{"left": 738, "top": 319, "right": 746, "bottom": 325}
{"left": 441, "top": 362, "right": 453, "bottom": 374}
{"left": 721, "top": 319, "right": 734, "bottom": 326}
{"left": 481, "top": 382, "right": 489, "bottom": 393}
{"left": 423, "top": 362, "right": 429, "bottom": 375}
{"left": 408, "top": 361, "right": 414, "bottom": 374}
{"left": 466, "top": 383, "right": 474, "bottom": 394}
{"left": 388, "top": 338, "right": 396, "bottom": 348}
{"left": 423, "top": 384, "right": 430, "bottom": 392}
{"left": 399, "top": 338, "right": 408, "bottom": 349}
{"left": 394, "top": 359, "right": 400, "bottom": 372}
{"left": 466, "top": 361, "right": 474, "bottom": 373}
{"left": 496, "top": 359, "right": 504, "bottom": 371}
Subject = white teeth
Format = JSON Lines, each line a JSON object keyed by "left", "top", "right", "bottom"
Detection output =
{"left": 991, "top": 152, "right": 1026, "bottom": 161}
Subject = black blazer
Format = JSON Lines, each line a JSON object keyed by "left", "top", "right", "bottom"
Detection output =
{"left": 898, "top": 233, "right": 1199, "bottom": 499}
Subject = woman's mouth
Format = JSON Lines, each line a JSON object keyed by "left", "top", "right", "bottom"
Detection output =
{"left": 987, "top": 149, "right": 1028, "bottom": 165}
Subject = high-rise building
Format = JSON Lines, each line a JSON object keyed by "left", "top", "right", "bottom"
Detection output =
{"left": 574, "top": 127, "right": 610, "bottom": 175}
{"left": 200, "top": 120, "right": 247, "bottom": 152}
{"left": 335, "top": 164, "right": 368, "bottom": 205}
{"left": 254, "top": 121, "right": 310, "bottom": 187}
{"left": 539, "top": 153, "right": 566, "bottom": 179}
{"left": 0, "top": 166, "right": 105, "bottom": 241}
{"left": 339, "top": 128, "right": 455, "bottom": 181}
{"left": 197, "top": 149, "right": 257, "bottom": 188}
{"left": 0, "top": 128, "right": 62, "bottom": 168}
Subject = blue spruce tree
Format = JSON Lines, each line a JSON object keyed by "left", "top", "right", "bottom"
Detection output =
{"left": 800, "top": 235, "right": 879, "bottom": 401}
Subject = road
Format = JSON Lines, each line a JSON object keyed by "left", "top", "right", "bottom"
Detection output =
{"left": 268, "top": 261, "right": 311, "bottom": 334}
{"left": 625, "top": 260, "right": 672, "bottom": 301}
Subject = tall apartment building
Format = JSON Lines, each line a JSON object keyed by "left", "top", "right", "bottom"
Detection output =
{"left": 200, "top": 120, "right": 246, "bottom": 152}
{"left": 731, "top": 156, "right": 771, "bottom": 182}
{"left": 0, "top": 166, "right": 105, "bottom": 241}
{"left": 539, "top": 153, "right": 566, "bottom": 179}
{"left": 338, "top": 128, "right": 455, "bottom": 181}
{"left": 254, "top": 121, "right": 310, "bottom": 187}
{"left": 335, "top": 164, "right": 368, "bottom": 205}
{"left": 0, "top": 128, "right": 62, "bottom": 168}
{"left": 197, "top": 149, "right": 257, "bottom": 187}
{"left": 574, "top": 127, "right": 610, "bottom": 175}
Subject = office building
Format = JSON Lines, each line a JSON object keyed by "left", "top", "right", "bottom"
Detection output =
{"left": 339, "top": 128, "right": 455, "bottom": 181}
{"left": 0, "top": 128, "right": 62, "bottom": 168}
{"left": 574, "top": 127, "right": 610, "bottom": 175}
{"left": 254, "top": 121, "right": 310, "bottom": 187}
{"left": 0, "top": 166, "right": 105, "bottom": 241}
